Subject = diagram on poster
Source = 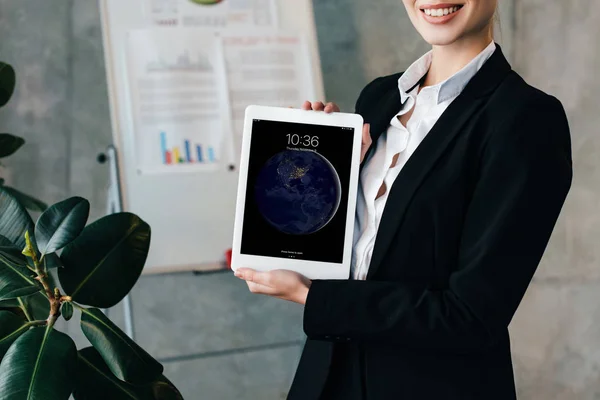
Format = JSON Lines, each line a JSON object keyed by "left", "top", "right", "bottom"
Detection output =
{"left": 146, "top": 0, "right": 277, "bottom": 28}
{"left": 222, "top": 31, "right": 317, "bottom": 151}
{"left": 126, "top": 29, "right": 234, "bottom": 174}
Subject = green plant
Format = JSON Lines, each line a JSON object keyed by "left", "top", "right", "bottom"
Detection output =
{"left": 0, "top": 61, "right": 46, "bottom": 212}
{"left": 0, "top": 63, "right": 182, "bottom": 399}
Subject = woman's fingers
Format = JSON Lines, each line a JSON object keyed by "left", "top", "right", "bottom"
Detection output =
{"left": 235, "top": 268, "right": 277, "bottom": 288}
{"left": 300, "top": 101, "right": 340, "bottom": 113}
{"left": 236, "top": 268, "right": 264, "bottom": 284}
{"left": 311, "top": 101, "right": 326, "bottom": 111}
{"left": 324, "top": 102, "right": 340, "bottom": 113}
{"left": 362, "top": 123, "right": 372, "bottom": 145}
{"left": 237, "top": 268, "right": 279, "bottom": 295}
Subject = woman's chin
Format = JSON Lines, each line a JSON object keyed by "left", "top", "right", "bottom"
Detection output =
{"left": 418, "top": 30, "right": 464, "bottom": 47}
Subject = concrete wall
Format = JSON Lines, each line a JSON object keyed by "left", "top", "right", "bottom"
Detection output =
{"left": 0, "top": 0, "right": 598, "bottom": 399}
{"left": 508, "top": 1, "right": 600, "bottom": 398}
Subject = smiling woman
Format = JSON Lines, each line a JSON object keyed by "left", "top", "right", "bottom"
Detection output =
{"left": 235, "top": 0, "right": 572, "bottom": 399}
{"left": 403, "top": 0, "right": 497, "bottom": 45}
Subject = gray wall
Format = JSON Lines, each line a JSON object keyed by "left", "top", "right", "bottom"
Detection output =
{"left": 509, "top": 1, "right": 600, "bottom": 399}
{"left": 0, "top": 0, "right": 598, "bottom": 399}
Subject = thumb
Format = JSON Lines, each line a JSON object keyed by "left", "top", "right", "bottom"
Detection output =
{"left": 362, "top": 123, "right": 372, "bottom": 146}
{"left": 361, "top": 123, "right": 372, "bottom": 162}
{"left": 236, "top": 268, "right": 272, "bottom": 286}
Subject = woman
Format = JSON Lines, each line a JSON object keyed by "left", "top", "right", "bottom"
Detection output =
{"left": 235, "top": 0, "right": 572, "bottom": 399}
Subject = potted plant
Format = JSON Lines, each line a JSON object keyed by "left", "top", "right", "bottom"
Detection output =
{"left": 0, "top": 61, "right": 182, "bottom": 399}
{"left": 0, "top": 62, "right": 46, "bottom": 212}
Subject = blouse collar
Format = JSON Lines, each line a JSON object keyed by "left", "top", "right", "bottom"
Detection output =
{"left": 398, "top": 41, "right": 497, "bottom": 105}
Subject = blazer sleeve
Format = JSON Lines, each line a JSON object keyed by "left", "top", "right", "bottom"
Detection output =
{"left": 303, "top": 95, "right": 573, "bottom": 351}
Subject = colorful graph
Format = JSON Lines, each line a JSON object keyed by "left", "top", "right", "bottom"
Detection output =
{"left": 160, "top": 131, "right": 216, "bottom": 165}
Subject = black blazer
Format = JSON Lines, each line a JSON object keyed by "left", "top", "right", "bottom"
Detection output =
{"left": 287, "top": 45, "right": 572, "bottom": 400}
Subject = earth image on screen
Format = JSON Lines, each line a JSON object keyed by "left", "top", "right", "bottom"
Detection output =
{"left": 255, "top": 149, "right": 342, "bottom": 235}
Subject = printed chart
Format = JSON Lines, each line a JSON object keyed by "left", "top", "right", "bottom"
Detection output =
{"left": 127, "top": 29, "right": 233, "bottom": 174}
{"left": 160, "top": 131, "right": 217, "bottom": 165}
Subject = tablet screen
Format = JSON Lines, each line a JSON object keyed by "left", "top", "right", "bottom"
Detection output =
{"left": 240, "top": 119, "right": 354, "bottom": 263}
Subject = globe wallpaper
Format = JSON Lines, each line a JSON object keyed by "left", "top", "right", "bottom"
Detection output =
{"left": 241, "top": 119, "right": 354, "bottom": 263}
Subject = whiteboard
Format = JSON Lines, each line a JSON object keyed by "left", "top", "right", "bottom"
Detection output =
{"left": 99, "top": 0, "right": 325, "bottom": 274}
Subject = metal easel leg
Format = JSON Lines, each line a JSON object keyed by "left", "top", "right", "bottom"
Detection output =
{"left": 100, "top": 145, "right": 135, "bottom": 340}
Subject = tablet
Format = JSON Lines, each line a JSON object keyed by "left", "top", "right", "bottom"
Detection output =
{"left": 231, "top": 105, "right": 364, "bottom": 280}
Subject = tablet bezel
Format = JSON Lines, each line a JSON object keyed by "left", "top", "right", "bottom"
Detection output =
{"left": 231, "top": 105, "right": 364, "bottom": 280}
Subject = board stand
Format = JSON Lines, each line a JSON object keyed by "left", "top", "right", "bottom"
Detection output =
{"left": 98, "top": 145, "right": 135, "bottom": 340}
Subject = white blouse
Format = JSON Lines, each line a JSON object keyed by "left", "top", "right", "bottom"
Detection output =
{"left": 351, "top": 41, "right": 496, "bottom": 281}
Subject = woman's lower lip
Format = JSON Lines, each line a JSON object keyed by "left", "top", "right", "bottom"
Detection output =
{"left": 421, "top": 7, "right": 462, "bottom": 24}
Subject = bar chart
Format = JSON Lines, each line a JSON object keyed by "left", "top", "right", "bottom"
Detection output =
{"left": 160, "top": 131, "right": 217, "bottom": 165}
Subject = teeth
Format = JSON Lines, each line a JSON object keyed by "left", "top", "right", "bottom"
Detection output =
{"left": 424, "top": 6, "right": 460, "bottom": 17}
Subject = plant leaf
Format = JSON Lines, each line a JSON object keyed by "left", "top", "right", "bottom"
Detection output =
{"left": 0, "top": 327, "right": 77, "bottom": 400}
{"left": 74, "top": 347, "right": 141, "bottom": 400}
{"left": 148, "top": 376, "right": 184, "bottom": 400}
{"left": 43, "top": 252, "right": 62, "bottom": 269}
{"left": 0, "top": 188, "right": 34, "bottom": 251}
{"left": 0, "top": 134, "right": 25, "bottom": 158}
{"left": 19, "top": 291, "right": 50, "bottom": 321}
{"left": 0, "top": 62, "right": 16, "bottom": 108}
{"left": 61, "top": 302, "right": 73, "bottom": 321}
{"left": 74, "top": 347, "right": 182, "bottom": 400}
{"left": 0, "top": 298, "right": 26, "bottom": 315}
{"left": 0, "top": 234, "right": 26, "bottom": 263}
{"left": 0, "top": 298, "right": 19, "bottom": 308}
{"left": 0, "top": 242, "right": 40, "bottom": 302}
{"left": 35, "top": 197, "right": 89, "bottom": 256}
{"left": 4, "top": 271, "right": 53, "bottom": 321}
{"left": 0, "top": 310, "right": 29, "bottom": 360}
{"left": 0, "top": 186, "right": 47, "bottom": 212}
{"left": 80, "top": 307, "right": 163, "bottom": 384}
{"left": 0, "top": 286, "right": 40, "bottom": 302}
{"left": 59, "top": 212, "right": 151, "bottom": 308}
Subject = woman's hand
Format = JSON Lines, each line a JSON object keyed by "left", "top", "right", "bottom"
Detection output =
{"left": 234, "top": 268, "right": 312, "bottom": 305}
{"left": 301, "top": 100, "right": 372, "bottom": 162}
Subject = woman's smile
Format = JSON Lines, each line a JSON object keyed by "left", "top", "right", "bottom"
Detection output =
{"left": 420, "top": 3, "right": 465, "bottom": 24}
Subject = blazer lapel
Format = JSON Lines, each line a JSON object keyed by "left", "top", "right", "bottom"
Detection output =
{"left": 367, "top": 45, "right": 512, "bottom": 279}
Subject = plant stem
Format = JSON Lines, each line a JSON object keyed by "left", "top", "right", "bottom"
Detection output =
{"left": 18, "top": 297, "right": 33, "bottom": 322}
{"left": 29, "top": 250, "right": 60, "bottom": 328}
{"left": 26, "top": 320, "right": 47, "bottom": 328}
